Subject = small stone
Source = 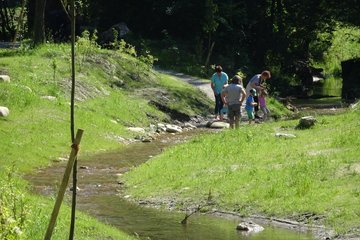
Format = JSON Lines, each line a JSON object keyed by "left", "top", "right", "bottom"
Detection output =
{"left": 209, "top": 121, "right": 230, "bottom": 129}
{"left": 236, "top": 222, "right": 264, "bottom": 233}
{"left": 0, "top": 106, "right": 10, "bottom": 117}
{"left": 41, "top": 96, "right": 57, "bottom": 101}
{"left": 0, "top": 75, "right": 10, "bottom": 82}
{"left": 275, "top": 133, "right": 296, "bottom": 138}
{"left": 128, "top": 127, "right": 146, "bottom": 133}
{"left": 69, "top": 187, "right": 81, "bottom": 191}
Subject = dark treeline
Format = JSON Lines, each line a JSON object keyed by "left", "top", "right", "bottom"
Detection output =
{"left": 2, "top": 0, "right": 360, "bottom": 95}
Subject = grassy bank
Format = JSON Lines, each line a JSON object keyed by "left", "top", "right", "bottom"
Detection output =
{"left": 124, "top": 104, "right": 360, "bottom": 236}
{"left": 0, "top": 40, "right": 212, "bottom": 239}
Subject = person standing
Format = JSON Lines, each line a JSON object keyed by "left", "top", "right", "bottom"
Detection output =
{"left": 245, "top": 70, "right": 271, "bottom": 119}
{"left": 258, "top": 89, "right": 270, "bottom": 120}
{"left": 245, "top": 89, "right": 258, "bottom": 124}
{"left": 221, "top": 75, "right": 246, "bottom": 129}
{"left": 211, "top": 65, "right": 228, "bottom": 120}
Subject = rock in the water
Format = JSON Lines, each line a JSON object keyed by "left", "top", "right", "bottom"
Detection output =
{"left": 183, "top": 122, "right": 197, "bottom": 129}
{"left": 0, "top": 75, "right": 10, "bottom": 82}
{"left": 275, "top": 133, "right": 296, "bottom": 138}
{"left": 209, "top": 121, "right": 230, "bottom": 129}
{"left": 297, "top": 116, "right": 316, "bottom": 129}
{"left": 157, "top": 123, "right": 167, "bottom": 132}
{"left": 236, "top": 222, "right": 264, "bottom": 233}
{"left": 0, "top": 106, "right": 9, "bottom": 117}
{"left": 165, "top": 124, "right": 183, "bottom": 133}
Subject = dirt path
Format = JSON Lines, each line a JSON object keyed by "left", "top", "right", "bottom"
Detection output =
{"left": 156, "top": 69, "right": 215, "bottom": 100}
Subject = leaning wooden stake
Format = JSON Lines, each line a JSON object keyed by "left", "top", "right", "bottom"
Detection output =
{"left": 44, "top": 129, "right": 84, "bottom": 240}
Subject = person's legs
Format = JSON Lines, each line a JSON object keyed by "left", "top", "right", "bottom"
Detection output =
{"left": 232, "top": 104, "right": 241, "bottom": 129}
{"left": 260, "top": 106, "right": 267, "bottom": 120}
{"left": 246, "top": 109, "right": 254, "bottom": 124}
{"left": 253, "top": 95, "right": 260, "bottom": 119}
{"left": 229, "top": 116, "right": 234, "bottom": 128}
{"left": 219, "top": 97, "right": 224, "bottom": 120}
{"left": 261, "top": 106, "right": 270, "bottom": 120}
{"left": 214, "top": 94, "right": 222, "bottom": 119}
{"left": 234, "top": 116, "right": 240, "bottom": 128}
{"left": 228, "top": 105, "right": 235, "bottom": 128}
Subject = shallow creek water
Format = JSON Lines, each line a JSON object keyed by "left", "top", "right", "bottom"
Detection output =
{"left": 27, "top": 130, "right": 314, "bottom": 240}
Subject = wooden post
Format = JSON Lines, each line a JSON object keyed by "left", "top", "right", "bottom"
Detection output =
{"left": 44, "top": 129, "right": 84, "bottom": 240}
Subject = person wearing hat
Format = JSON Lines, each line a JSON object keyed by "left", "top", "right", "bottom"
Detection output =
{"left": 245, "top": 88, "right": 258, "bottom": 124}
{"left": 210, "top": 65, "right": 228, "bottom": 120}
{"left": 221, "top": 75, "right": 246, "bottom": 129}
{"left": 245, "top": 70, "right": 271, "bottom": 119}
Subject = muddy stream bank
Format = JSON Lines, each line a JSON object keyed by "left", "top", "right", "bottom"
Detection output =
{"left": 26, "top": 128, "right": 318, "bottom": 240}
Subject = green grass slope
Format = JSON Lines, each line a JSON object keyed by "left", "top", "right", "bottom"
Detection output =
{"left": 0, "top": 40, "right": 212, "bottom": 239}
{"left": 124, "top": 103, "right": 360, "bottom": 236}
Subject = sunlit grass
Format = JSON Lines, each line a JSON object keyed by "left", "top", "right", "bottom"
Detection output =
{"left": 0, "top": 42, "right": 213, "bottom": 240}
{"left": 124, "top": 104, "right": 360, "bottom": 234}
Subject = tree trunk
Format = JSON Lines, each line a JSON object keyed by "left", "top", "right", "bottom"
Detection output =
{"left": 205, "top": 41, "right": 215, "bottom": 67}
{"left": 33, "top": 0, "right": 47, "bottom": 45}
{"left": 13, "top": 0, "right": 27, "bottom": 42}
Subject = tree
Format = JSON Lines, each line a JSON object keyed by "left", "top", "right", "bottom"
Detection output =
{"left": 0, "top": 0, "right": 17, "bottom": 41}
{"left": 202, "top": 0, "right": 219, "bottom": 66}
{"left": 33, "top": 0, "right": 47, "bottom": 45}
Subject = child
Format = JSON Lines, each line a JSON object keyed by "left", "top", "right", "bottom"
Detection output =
{"left": 258, "top": 89, "right": 270, "bottom": 120}
{"left": 245, "top": 88, "right": 258, "bottom": 124}
{"left": 220, "top": 84, "right": 229, "bottom": 118}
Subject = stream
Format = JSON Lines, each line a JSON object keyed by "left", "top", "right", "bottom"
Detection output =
{"left": 26, "top": 129, "right": 315, "bottom": 240}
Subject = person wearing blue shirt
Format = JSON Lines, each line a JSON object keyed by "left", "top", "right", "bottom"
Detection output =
{"left": 211, "top": 65, "right": 228, "bottom": 120}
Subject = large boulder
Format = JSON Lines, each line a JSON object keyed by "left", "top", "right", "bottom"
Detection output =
{"left": 296, "top": 116, "right": 316, "bottom": 129}
{"left": 0, "top": 106, "right": 10, "bottom": 117}
{"left": 0, "top": 75, "right": 10, "bottom": 82}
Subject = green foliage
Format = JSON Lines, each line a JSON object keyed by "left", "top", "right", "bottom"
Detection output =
{"left": 310, "top": 24, "right": 360, "bottom": 96}
{"left": 321, "top": 24, "right": 360, "bottom": 75}
{"left": 0, "top": 167, "right": 30, "bottom": 240}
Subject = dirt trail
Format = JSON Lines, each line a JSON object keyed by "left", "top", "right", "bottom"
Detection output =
{"left": 156, "top": 69, "right": 215, "bottom": 100}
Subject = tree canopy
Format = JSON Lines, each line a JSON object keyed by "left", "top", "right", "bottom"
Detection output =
{"left": 2, "top": 0, "right": 360, "bottom": 82}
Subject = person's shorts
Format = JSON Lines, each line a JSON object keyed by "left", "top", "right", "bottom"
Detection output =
{"left": 246, "top": 109, "right": 254, "bottom": 119}
{"left": 228, "top": 104, "right": 241, "bottom": 118}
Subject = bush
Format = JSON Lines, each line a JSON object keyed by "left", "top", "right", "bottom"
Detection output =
{"left": 0, "top": 166, "right": 30, "bottom": 240}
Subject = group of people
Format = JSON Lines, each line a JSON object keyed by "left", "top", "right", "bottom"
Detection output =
{"left": 210, "top": 65, "right": 271, "bottom": 128}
